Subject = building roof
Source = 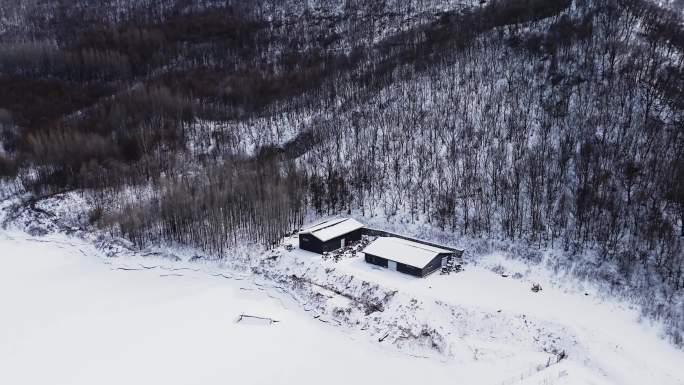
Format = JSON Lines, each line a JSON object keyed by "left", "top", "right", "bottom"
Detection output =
{"left": 300, "top": 218, "right": 365, "bottom": 242}
{"left": 362, "top": 237, "right": 453, "bottom": 268}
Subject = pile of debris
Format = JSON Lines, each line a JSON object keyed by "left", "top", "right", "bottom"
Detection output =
{"left": 322, "top": 238, "right": 370, "bottom": 263}
{"left": 440, "top": 254, "right": 463, "bottom": 275}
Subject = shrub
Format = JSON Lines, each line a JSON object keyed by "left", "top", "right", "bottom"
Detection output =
{"left": 88, "top": 206, "right": 104, "bottom": 225}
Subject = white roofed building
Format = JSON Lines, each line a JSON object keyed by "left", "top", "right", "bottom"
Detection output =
{"left": 362, "top": 237, "right": 458, "bottom": 277}
{"left": 298, "top": 218, "right": 365, "bottom": 254}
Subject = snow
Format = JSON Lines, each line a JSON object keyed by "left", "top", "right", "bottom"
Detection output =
{"left": 300, "top": 217, "right": 364, "bottom": 242}
{"left": 0, "top": 230, "right": 462, "bottom": 385}
{"left": 362, "top": 236, "right": 452, "bottom": 268}
{"left": 284, "top": 236, "right": 684, "bottom": 385}
{"left": 300, "top": 217, "right": 348, "bottom": 232}
{"left": 1, "top": 223, "right": 683, "bottom": 385}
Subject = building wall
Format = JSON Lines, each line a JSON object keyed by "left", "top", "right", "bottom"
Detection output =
{"left": 396, "top": 262, "right": 422, "bottom": 277}
{"left": 320, "top": 228, "right": 363, "bottom": 252}
{"left": 365, "top": 252, "right": 454, "bottom": 277}
{"left": 320, "top": 238, "right": 340, "bottom": 252}
{"left": 299, "top": 233, "right": 323, "bottom": 253}
{"left": 365, "top": 253, "right": 388, "bottom": 267}
{"left": 300, "top": 228, "right": 363, "bottom": 254}
{"left": 422, "top": 253, "right": 452, "bottom": 276}
{"left": 364, "top": 253, "right": 426, "bottom": 277}
{"left": 346, "top": 229, "right": 363, "bottom": 243}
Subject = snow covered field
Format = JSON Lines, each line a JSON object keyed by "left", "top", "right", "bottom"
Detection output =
{"left": 1, "top": 228, "right": 683, "bottom": 385}
{"left": 0, "top": 230, "right": 461, "bottom": 385}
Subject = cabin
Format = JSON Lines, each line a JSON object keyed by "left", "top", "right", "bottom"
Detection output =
{"left": 298, "top": 218, "right": 365, "bottom": 254}
{"left": 363, "top": 237, "right": 458, "bottom": 277}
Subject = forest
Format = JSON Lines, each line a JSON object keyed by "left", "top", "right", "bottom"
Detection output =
{"left": 0, "top": 0, "right": 683, "bottom": 344}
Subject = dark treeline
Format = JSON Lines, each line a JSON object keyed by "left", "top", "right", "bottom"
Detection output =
{"left": 111, "top": 157, "right": 305, "bottom": 256}
{"left": 0, "top": 0, "right": 683, "bottom": 344}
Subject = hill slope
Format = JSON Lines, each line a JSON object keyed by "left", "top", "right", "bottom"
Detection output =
{"left": 0, "top": 0, "right": 683, "bottom": 346}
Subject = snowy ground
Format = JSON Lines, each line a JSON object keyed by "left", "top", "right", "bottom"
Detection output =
{"left": 271, "top": 236, "right": 684, "bottom": 385}
{"left": 311, "top": 249, "right": 684, "bottom": 384}
{"left": 0, "top": 230, "right": 461, "bottom": 385}
{"left": 1, "top": 225, "right": 683, "bottom": 385}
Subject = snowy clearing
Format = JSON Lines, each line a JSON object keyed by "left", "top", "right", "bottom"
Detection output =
{"left": 0, "top": 230, "right": 471, "bottom": 385}
{"left": 333, "top": 253, "right": 684, "bottom": 385}
{"left": 1, "top": 229, "right": 683, "bottom": 385}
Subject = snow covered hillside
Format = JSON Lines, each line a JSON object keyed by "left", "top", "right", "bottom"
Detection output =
{"left": 2, "top": 0, "right": 683, "bottom": 352}
{"left": 1, "top": 227, "right": 682, "bottom": 385}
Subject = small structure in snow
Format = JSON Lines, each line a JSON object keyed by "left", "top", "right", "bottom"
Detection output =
{"left": 363, "top": 237, "right": 461, "bottom": 277}
{"left": 236, "top": 314, "right": 280, "bottom": 325}
{"left": 299, "top": 218, "right": 365, "bottom": 254}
